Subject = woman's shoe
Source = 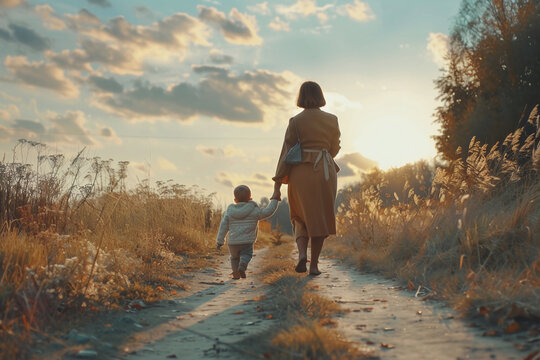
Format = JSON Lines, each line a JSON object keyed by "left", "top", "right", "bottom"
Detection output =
{"left": 295, "top": 258, "right": 308, "bottom": 273}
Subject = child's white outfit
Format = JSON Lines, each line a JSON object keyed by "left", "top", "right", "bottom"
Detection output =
{"left": 216, "top": 199, "right": 279, "bottom": 275}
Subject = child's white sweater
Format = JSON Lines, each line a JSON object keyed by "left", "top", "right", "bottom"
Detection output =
{"left": 216, "top": 199, "right": 279, "bottom": 246}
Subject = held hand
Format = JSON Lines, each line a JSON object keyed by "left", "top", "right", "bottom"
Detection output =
{"left": 270, "top": 189, "right": 281, "bottom": 201}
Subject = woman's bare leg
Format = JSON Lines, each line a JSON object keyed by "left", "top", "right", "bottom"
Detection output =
{"left": 309, "top": 236, "right": 326, "bottom": 275}
{"left": 295, "top": 236, "right": 308, "bottom": 273}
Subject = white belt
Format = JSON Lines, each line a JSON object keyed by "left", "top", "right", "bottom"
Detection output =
{"left": 303, "top": 148, "right": 333, "bottom": 180}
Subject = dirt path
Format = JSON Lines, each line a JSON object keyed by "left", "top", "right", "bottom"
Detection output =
{"left": 312, "top": 258, "right": 534, "bottom": 359}
{"left": 39, "top": 252, "right": 536, "bottom": 359}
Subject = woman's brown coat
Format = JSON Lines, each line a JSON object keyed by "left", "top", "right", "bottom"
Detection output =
{"left": 273, "top": 108, "right": 341, "bottom": 238}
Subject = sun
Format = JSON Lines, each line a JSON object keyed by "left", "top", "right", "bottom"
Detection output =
{"left": 352, "top": 115, "right": 437, "bottom": 170}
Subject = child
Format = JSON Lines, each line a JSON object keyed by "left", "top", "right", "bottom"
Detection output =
{"left": 216, "top": 185, "right": 280, "bottom": 279}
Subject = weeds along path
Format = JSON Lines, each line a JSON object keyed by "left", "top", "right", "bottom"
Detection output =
{"left": 312, "top": 257, "right": 532, "bottom": 360}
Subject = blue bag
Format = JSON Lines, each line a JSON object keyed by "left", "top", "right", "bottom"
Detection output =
{"left": 284, "top": 118, "right": 302, "bottom": 164}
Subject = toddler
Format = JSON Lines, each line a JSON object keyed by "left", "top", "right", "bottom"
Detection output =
{"left": 216, "top": 185, "right": 279, "bottom": 279}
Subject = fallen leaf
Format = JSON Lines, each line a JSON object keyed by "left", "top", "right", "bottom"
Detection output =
{"left": 504, "top": 321, "right": 521, "bottom": 334}
{"left": 381, "top": 343, "right": 395, "bottom": 349}
{"left": 353, "top": 309, "right": 361, "bottom": 312}
{"left": 416, "top": 310, "right": 422, "bottom": 315}
{"left": 408, "top": 280, "right": 415, "bottom": 291}
{"left": 459, "top": 254, "right": 465, "bottom": 269}
{"left": 263, "top": 353, "right": 272, "bottom": 358}
{"left": 170, "top": 290, "right": 177, "bottom": 295}
{"left": 363, "top": 307, "right": 374, "bottom": 312}
{"left": 266, "top": 314, "right": 273, "bottom": 319}
{"left": 233, "top": 310, "right": 244, "bottom": 315}
{"left": 383, "top": 327, "right": 394, "bottom": 331}
{"left": 478, "top": 306, "right": 489, "bottom": 315}
{"left": 157, "top": 286, "right": 165, "bottom": 292}
{"left": 483, "top": 330, "right": 498, "bottom": 336}
{"left": 104, "top": 324, "right": 112, "bottom": 328}
{"left": 466, "top": 271, "right": 476, "bottom": 281}
{"left": 90, "top": 306, "right": 99, "bottom": 312}
{"left": 207, "top": 292, "right": 216, "bottom": 295}
{"left": 320, "top": 318, "right": 337, "bottom": 326}
{"left": 366, "top": 340, "right": 375, "bottom": 345}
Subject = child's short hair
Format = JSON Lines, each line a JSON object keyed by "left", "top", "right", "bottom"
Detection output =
{"left": 234, "top": 185, "right": 251, "bottom": 202}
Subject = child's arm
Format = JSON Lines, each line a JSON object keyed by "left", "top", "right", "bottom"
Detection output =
{"left": 258, "top": 199, "right": 279, "bottom": 220}
{"left": 216, "top": 212, "right": 230, "bottom": 247}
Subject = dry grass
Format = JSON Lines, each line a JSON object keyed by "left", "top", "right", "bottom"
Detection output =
{"left": 237, "top": 238, "right": 370, "bottom": 359}
{"left": 0, "top": 141, "right": 219, "bottom": 358}
{"left": 331, "top": 106, "right": 540, "bottom": 327}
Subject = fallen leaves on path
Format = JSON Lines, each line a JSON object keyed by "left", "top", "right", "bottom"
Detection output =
{"left": 233, "top": 310, "right": 244, "bottom": 315}
{"left": 504, "top": 321, "right": 521, "bottom": 334}
{"left": 380, "top": 343, "right": 395, "bottom": 349}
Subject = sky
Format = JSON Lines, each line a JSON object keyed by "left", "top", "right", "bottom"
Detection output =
{"left": 0, "top": 0, "right": 461, "bottom": 204}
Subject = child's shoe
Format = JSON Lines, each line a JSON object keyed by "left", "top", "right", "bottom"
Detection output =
{"left": 232, "top": 271, "right": 241, "bottom": 280}
{"left": 238, "top": 264, "right": 247, "bottom": 279}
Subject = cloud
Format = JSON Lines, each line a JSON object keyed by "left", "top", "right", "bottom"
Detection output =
{"left": 336, "top": 152, "right": 378, "bottom": 177}
{"left": 215, "top": 171, "right": 273, "bottom": 190}
{"left": 46, "top": 38, "right": 142, "bottom": 75}
{"left": 0, "top": 111, "right": 96, "bottom": 146}
{"left": 134, "top": 6, "right": 153, "bottom": 18}
{"left": 247, "top": 2, "right": 270, "bottom": 16}
{"left": 324, "top": 92, "right": 363, "bottom": 112}
{"left": 94, "top": 67, "right": 298, "bottom": 124}
{"left": 198, "top": 5, "right": 262, "bottom": 45}
{"left": 0, "top": 23, "right": 51, "bottom": 51}
{"left": 209, "top": 49, "right": 233, "bottom": 64}
{"left": 339, "top": 1, "right": 375, "bottom": 22}
{"left": 276, "top": 0, "right": 333, "bottom": 23}
{"left": 85, "top": 0, "right": 111, "bottom": 8}
{"left": 130, "top": 161, "right": 149, "bottom": 174}
{"left": 0, "top": 103, "right": 19, "bottom": 121}
{"left": 4, "top": 56, "right": 79, "bottom": 98}
{"left": 269, "top": 17, "right": 290, "bottom": 32}
{"left": 196, "top": 144, "right": 246, "bottom": 158}
{"left": 47, "top": 111, "right": 96, "bottom": 145}
{"left": 99, "top": 125, "right": 122, "bottom": 144}
{"left": 427, "top": 32, "right": 449, "bottom": 67}
{"left": 0, "top": 0, "right": 25, "bottom": 8}
{"left": 35, "top": 5, "right": 66, "bottom": 30}
{"left": 87, "top": 75, "right": 123, "bottom": 93}
{"left": 157, "top": 157, "right": 177, "bottom": 170}
{"left": 60, "top": 9, "right": 211, "bottom": 74}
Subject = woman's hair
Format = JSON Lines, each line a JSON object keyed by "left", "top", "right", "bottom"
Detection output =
{"left": 297, "top": 81, "right": 326, "bottom": 108}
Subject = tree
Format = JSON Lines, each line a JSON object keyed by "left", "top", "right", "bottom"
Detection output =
{"left": 434, "top": 0, "right": 540, "bottom": 160}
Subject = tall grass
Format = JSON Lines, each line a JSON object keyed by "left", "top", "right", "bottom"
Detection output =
{"left": 333, "top": 106, "right": 540, "bottom": 323}
{"left": 0, "top": 140, "right": 219, "bottom": 358}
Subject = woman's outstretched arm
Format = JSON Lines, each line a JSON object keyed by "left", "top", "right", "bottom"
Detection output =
{"left": 272, "top": 181, "right": 282, "bottom": 201}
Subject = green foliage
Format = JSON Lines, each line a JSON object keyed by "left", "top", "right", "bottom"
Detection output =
{"left": 434, "top": 0, "right": 540, "bottom": 160}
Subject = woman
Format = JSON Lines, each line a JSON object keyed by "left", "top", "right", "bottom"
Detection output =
{"left": 272, "top": 81, "right": 341, "bottom": 275}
